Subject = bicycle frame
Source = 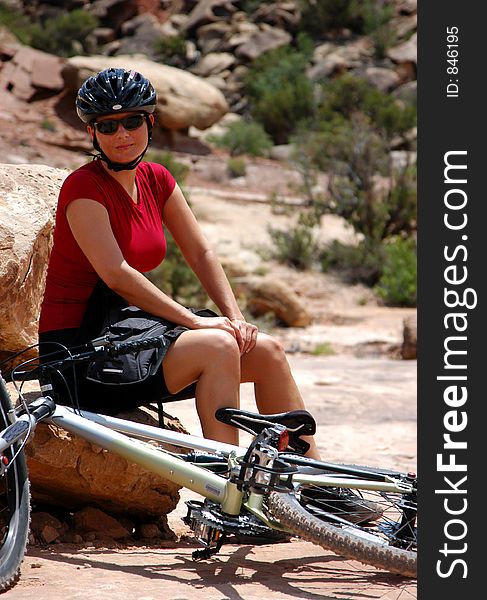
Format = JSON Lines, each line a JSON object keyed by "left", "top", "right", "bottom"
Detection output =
{"left": 48, "top": 404, "right": 246, "bottom": 516}
{"left": 0, "top": 389, "right": 418, "bottom": 581}
{"left": 43, "top": 405, "right": 414, "bottom": 513}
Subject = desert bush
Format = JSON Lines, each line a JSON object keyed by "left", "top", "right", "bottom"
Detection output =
{"left": 207, "top": 120, "right": 273, "bottom": 156}
{"left": 40, "top": 118, "right": 56, "bottom": 132}
{"left": 321, "top": 239, "right": 385, "bottom": 286}
{"left": 245, "top": 41, "right": 314, "bottom": 144}
{"left": 292, "top": 115, "right": 417, "bottom": 246}
{"left": 153, "top": 35, "right": 188, "bottom": 67}
{"left": 317, "top": 74, "right": 416, "bottom": 139}
{"left": 361, "top": 1, "right": 397, "bottom": 58}
{"left": 0, "top": 4, "right": 32, "bottom": 44}
{"left": 227, "top": 157, "right": 247, "bottom": 177}
{"left": 375, "top": 237, "right": 416, "bottom": 306}
{"left": 311, "top": 342, "right": 335, "bottom": 356}
{"left": 239, "top": 0, "right": 274, "bottom": 15}
{"left": 29, "top": 9, "right": 99, "bottom": 56}
{"left": 267, "top": 214, "right": 320, "bottom": 270}
{"left": 298, "top": 0, "right": 360, "bottom": 36}
{"left": 298, "top": 0, "right": 394, "bottom": 38}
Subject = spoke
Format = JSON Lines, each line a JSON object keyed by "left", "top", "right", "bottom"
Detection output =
{"left": 299, "top": 483, "right": 417, "bottom": 550}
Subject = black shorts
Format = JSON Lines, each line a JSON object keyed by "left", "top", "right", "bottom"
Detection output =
{"left": 38, "top": 327, "right": 196, "bottom": 416}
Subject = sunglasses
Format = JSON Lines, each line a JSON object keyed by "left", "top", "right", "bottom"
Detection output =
{"left": 93, "top": 114, "right": 146, "bottom": 135}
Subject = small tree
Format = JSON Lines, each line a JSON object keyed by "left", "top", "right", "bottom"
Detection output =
{"left": 153, "top": 35, "right": 188, "bottom": 68}
{"left": 30, "top": 10, "right": 99, "bottom": 57}
{"left": 207, "top": 120, "right": 273, "bottom": 156}
{"left": 317, "top": 74, "right": 416, "bottom": 140}
{"left": 245, "top": 42, "right": 315, "bottom": 144}
{"left": 375, "top": 237, "right": 417, "bottom": 306}
{"left": 293, "top": 116, "right": 416, "bottom": 242}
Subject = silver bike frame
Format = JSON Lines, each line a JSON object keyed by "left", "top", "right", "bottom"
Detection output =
{"left": 47, "top": 406, "right": 414, "bottom": 506}
{"left": 48, "top": 405, "right": 246, "bottom": 515}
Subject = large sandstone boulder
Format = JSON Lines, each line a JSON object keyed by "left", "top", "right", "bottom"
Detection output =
{"left": 235, "top": 25, "right": 291, "bottom": 61}
{"left": 387, "top": 32, "right": 417, "bottom": 66}
{"left": 0, "top": 46, "right": 65, "bottom": 102}
{"left": 181, "top": 0, "right": 237, "bottom": 34}
{"left": 64, "top": 54, "right": 229, "bottom": 131}
{"left": 25, "top": 402, "right": 185, "bottom": 519}
{"left": 0, "top": 164, "right": 68, "bottom": 362}
{"left": 239, "top": 276, "right": 312, "bottom": 328}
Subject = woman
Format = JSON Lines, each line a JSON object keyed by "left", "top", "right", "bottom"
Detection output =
{"left": 38, "top": 67, "right": 320, "bottom": 458}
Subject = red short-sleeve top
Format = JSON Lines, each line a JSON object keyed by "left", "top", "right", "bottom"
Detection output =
{"left": 39, "top": 160, "right": 176, "bottom": 333}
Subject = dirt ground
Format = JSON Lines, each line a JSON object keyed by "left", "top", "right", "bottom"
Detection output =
{"left": 1, "top": 94, "right": 417, "bottom": 599}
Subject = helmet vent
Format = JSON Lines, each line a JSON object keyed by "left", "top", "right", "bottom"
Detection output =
{"left": 76, "top": 67, "right": 157, "bottom": 123}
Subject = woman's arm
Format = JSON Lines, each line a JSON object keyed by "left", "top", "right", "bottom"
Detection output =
{"left": 163, "top": 185, "right": 258, "bottom": 353}
{"left": 65, "top": 198, "right": 238, "bottom": 338}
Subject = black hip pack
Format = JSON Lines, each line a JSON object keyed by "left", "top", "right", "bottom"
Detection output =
{"left": 86, "top": 304, "right": 172, "bottom": 385}
{"left": 81, "top": 279, "right": 215, "bottom": 386}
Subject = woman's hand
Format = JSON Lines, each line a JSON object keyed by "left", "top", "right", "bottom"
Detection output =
{"left": 229, "top": 318, "right": 258, "bottom": 355}
{"left": 191, "top": 315, "right": 239, "bottom": 338}
{"left": 191, "top": 316, "right": 258, "bottom": 355}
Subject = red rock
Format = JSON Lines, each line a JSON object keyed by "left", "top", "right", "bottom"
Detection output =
{"left": 73, "top": 507, "right": 130, "bottom": 540}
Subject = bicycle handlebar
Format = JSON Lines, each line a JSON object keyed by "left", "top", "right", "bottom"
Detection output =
{"left": 12, "top": 335, "right": 167, "bottom": 382}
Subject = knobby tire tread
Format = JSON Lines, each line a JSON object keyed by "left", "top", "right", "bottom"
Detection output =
{"left": 268, "top": 491, "right": 416, "bottom": 578}
{"left": 0, "top": 376, "right": 31, "bottom": 593}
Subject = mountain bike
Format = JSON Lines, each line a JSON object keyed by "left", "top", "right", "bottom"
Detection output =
{"left": 0, "top": 335, "right": 417, "bottom": 592}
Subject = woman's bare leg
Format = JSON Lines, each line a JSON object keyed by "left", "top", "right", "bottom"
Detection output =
{"left": 241, "top": 333, "right": 321, "bottom": 459}
{"left": 162, "top": 329, "right": 241, "bottom": 444}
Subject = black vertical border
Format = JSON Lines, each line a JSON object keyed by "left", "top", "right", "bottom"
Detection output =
{"left": 418, "top": 3, "right": 484, "bottom": 597}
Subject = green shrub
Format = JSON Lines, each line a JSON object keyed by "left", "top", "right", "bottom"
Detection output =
{"left": 227, "top": 157, "right": 247, "bottom": 177}
{"left": 298, "top": 0, "right": 394, "bottom": 38}
{"left": 321, "top": 240, "right": 385, "bottom": 286}
{"left": 245, "top": 44, "right": 314, "bottom": 144}
{"left": 311, "top": 342, "right": 335, "bottom": 356}
{"left": 291, "top": 117, "right": 417, "bottom": 245}
{"left": 298, "top": 0, "right": 360, "bottom": 36}
{"left": 375, "top": 237, "right": 417, "bottom": 307}
{"left": 30, "top": 9, "right": 99, "bottom": 57}
{"left": 267, "top": 216, "right": 319, "bottom": 270}
{"left": 317, "top": 74, "right": 416, "bottom": 139}
{"left": 361, "top": 1, "right": 396, "bottom": 59}
{"left": 207, "top": 120, "right": 273, "bottom": 156}
{"left": 153, "top": 35, "right": 187, "bottom": 67}
{"left": 239, "top": 0, "right": 274, "bottom": 15}
{"left": 0, "top": 4, "right": 33, "bottom": 44}
{"left": 40, "top": 118, "right": 56, "bottom": 132}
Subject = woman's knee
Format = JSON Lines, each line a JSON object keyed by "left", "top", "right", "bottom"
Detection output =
{"left": 254, "top": 333, "right": 287, "bottom": 367}
{"left": 202, "top": 329, "right": 241, "bottom": 363}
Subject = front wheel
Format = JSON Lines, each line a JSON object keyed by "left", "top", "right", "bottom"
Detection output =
{"left": 267, "top": 465, "right": 417, "bottom": 578}
{"left": 0, "top": 376, "right": 30, "bottom": 593}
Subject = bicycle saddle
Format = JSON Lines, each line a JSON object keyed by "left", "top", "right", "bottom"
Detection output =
{"left": 215, "top": 408, "right": 316, "bottom": 454}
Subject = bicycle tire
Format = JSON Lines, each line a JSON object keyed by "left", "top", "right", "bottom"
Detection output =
{"left": 267, "top": 465, "right": 417, "bottom": 578}
{"left": 0, "top": 376, "right": 30, "bottom": 593}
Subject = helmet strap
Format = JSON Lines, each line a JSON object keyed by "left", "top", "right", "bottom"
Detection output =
{"left": 92, "top": 115, "right": 153, "bottom": 172}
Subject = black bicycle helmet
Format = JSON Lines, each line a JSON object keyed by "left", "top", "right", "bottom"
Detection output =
{"left": 76, "top": 68, "right": 156, "bottom": 123}
{"left": 76, "top": 68, "right": 157, "bottom": 171}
